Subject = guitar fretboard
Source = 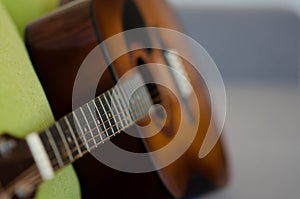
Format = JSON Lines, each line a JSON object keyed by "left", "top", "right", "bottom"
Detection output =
{"left": 38, "top": 74, "right": 154, "bottom": 171}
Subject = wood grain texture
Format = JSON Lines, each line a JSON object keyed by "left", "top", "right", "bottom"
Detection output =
{"left": 26, "top": 0, "right": 228, "bottom": 198}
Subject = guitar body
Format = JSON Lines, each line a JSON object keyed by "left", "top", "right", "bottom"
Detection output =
{"left": 26, "top": 0, "right": 228, "bottom": 198}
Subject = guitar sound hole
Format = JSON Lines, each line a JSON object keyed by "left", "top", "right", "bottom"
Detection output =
{"left": 136, "top": 58, "right": 177, "bottom": 138}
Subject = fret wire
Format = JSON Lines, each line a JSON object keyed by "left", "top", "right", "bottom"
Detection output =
{"left": 130, "top": 79, "right": 142, "bottom": 120}
{"left": 102, "top": 92, "right": 119, "bottom": 134}
{"left": 51, "top": 92, "right": 157, "bottom": 168}
{"left": 116, "top": 85, "right": 132, "bottom": 125}
{"left": 137, "top": 87, "right": 147, "bottom": 117}
{"left": 49, "top": 148, "right": 85, "bottom": 165}
{"left": 80, "top": 107, "right": 97, "bottom": 147}
{"left": 128, "top": 79, "right": 141, "bottom": 119}
{"left": 128, "top": 79, "right": 142, "bottom": 120}
{"left": 59, "top": 119, "right": 76, "bottom": 148}
{"left": 138, "top": 85, "right": 149, "bottom": 117}
{"left": 85, "top": 77, "right": 152, "bottom": 128}
{"left": 39, "top": 132, "right": 57, "bottom": 168}
{"left": 73, "top": 111, "right": 90, "bottom": 152}
{"left": 140, "top": 88, "right": 151, "bottom": 116}
{"left": 136, "top": 90, "right": 150, "bottom": 119}
{"left": 84, "top": 88, "right": 153, "bottom": 141}
{"left": 110, "top": 88, "right": 126, "bottom": 129}
{"left": 64, "top": 116, "right": 83, "bottom": 157}
{"left": 98, "top": 95, "right": 114, "bottom": 136}
{"left": 50, "top": 112, "right": 143, "bottom": 168}
{"left": 76, "top": 91, "right": 153, "bottom": 148}
{"left": 113, "top": 86, "right": 128, "bottom": 126}
{"left": 45, "top": 128, "right": 64, "bottom": 167}
{"left": 92, "top": 99, "right": 108, "bottom": 138}
{"left": 67, "top": 114, "right": 88, "bottom": 153}
{"left": 136, "top": 75, "right": 151, "bottom": 116}
{"left": 55, "top": 122, "right": 73, "bottom": 162}
{"left": 121, "top": 81, "right": 134, "bottom": 121}
{"left": 82, "top": 105, "right": 102, "bottom": 145}
{"left": 140, "top": 86, "right": 152, "bottom": 115}
{"left": 49, "top": 77, "right": 160, "bottom": 167}
{"left": 106, "top": 89, "right": 124, "bottom": 130}
{"left": 50, "top": 93, "right": 160, "bottom": 168}
{"left": 50, "top": 125, "right": 71, "bottom": 164}
{"left": 39, "top": 81, "right": 163, "bottom": 169}
{"left": 86, "top": 102, "right": 104, "bottom": 143}
{"left": 75, "top": 82, "right": 158, "bottom": 136}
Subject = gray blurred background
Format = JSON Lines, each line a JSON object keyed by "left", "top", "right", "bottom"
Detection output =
{"left": 167, "top": 0, "right": 300, "bottom": 198}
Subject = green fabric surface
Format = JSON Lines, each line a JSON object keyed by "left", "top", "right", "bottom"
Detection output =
{"left": 0, "top": 0, "right": 58, "bottom": 37}
{"left": 0, "top": 1, "right": 80, "bottom": 199}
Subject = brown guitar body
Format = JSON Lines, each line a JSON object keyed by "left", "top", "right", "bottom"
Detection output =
{"left": 26, "top": 0, "right": 228, "bottom": 198}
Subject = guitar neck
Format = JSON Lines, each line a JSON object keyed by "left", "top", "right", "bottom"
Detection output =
{"left": 26, "top": 74, "right": 155, "bottom": 180}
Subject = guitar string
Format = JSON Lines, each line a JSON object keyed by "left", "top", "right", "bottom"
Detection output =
{"left": 43, "top": 74, "right": 162, "bottom": 165}
{"left": 44, "top": 84, "right": 159, "bottom": 156}
{"left": 48, "top": 94, "right": 162, "bottom": 168}
{"left": 43, "top": 84, "right": 160, "bottom": 165}
{"left": 64, "top": 86, "right": 159, "bottom": 151}
{"left": 9, "top": 87, "right": 159, "bottom": 188}
{"left": 49, "top": 92, "right": 159, "bottom": 165}
{"left": 3, "top": 165, "right": 41, "bottom": 195}
{"left": 50, "top": 96, "right": 162, "bottom": 169}
{"left": 59, "top": 84, "right": 160, "bottom": 141}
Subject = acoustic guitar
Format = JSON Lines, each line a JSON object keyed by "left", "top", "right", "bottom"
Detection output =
{"left": 0, "top": 0, "right": 228, "bottom": 198}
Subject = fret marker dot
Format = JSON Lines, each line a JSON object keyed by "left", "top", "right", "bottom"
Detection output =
{"left": 67, "top": 137, "right": 72, "bottom": 143}
{"left": 84, "top": 128, "right": 87, "bottom": 132}
{"left": 97, "top": 120, "right": 100, "bottom": 124}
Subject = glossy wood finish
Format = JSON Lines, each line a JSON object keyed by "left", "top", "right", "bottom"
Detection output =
{"left": 26, "top": 0, "right": 228, "bottom": 198}
{"left": 0, "top": 134, "right": 42, "bottom": 198}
